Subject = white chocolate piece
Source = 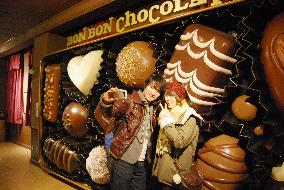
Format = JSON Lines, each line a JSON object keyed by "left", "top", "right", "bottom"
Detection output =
{"left": 272, "top": 162, "right": 284, "bottom": 182}
{"left": 67, "top": 50, "right": 103, "bottom": 96}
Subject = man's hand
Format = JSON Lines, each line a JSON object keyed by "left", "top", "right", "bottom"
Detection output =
{"left": 102, "top": 88, "right": 119, "bottom": 104}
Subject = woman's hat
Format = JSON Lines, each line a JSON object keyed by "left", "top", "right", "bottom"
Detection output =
{"left": 165, "top": 81, "right": 187, "bottom": 99}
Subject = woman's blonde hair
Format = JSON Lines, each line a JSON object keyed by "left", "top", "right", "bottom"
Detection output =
{"left": 164, "top": 89, "right": 183, "bottom": 104}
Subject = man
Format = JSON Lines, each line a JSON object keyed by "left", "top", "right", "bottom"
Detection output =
{"left": 98, "top": 74, "right": 165, "bottom": 190}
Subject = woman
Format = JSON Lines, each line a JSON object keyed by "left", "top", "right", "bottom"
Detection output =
{"left": 152, "top": 81, "right": 203, "bottom": 190}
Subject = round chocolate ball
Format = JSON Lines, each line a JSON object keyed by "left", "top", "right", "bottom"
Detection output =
{"left": 253, "top": 125, "right": 264, "bottom": 136}
{"left": 231, "top": 95, "right": 257, "bottom": 121}
{"left": 62, "top": 102, "right": 88, "bottom": 138}
{"left": 115, "top": 41, "right": 157, "bottom": 89}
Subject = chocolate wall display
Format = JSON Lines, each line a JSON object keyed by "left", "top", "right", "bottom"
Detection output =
{"left": 40, "top": 46, "right": 105, "bottom": 190}
{"left": 38, "top": 0, "right": 284, "bottom": 190}
{"left": 43, "top": 64, "right": 61, "bottom": 122}
{"left": 158, "top": 2, "right": 284, "bottom": 189}
{"left": 260, "top": 11, "right": 284, "bottom": 117}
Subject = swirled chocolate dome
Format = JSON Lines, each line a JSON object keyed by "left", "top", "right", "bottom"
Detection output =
{"left": 116, "top": 41, "right": 157, "bottom": 89}
{"left": 194, "top": 134, "right": 248, "bottom": 190}
{"left": 62, "top": 102, "right": 88, "bottom": 138}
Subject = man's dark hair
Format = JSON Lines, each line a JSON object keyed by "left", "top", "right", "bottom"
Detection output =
{"left": 144, "top": 74, "right": 166, "bottom": 95}
{"left": 144, "top": 74, "right": 166, "bottom": 106}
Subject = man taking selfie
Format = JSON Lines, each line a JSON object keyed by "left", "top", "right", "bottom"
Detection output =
{"left": 97, "top": 74, "right": 165, "bottom": 190}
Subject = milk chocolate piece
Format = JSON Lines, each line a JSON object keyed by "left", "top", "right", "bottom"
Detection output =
{"left": 116, "top": 41, "right": 157, "bottom": 89}
{"left": 261, "top": 11, "right": 284, "bottom": 117}
{"left": 253, "top": 125, "right": 264, "bottom": 136}
{"left": 62, "top": 102, "right": 88, "bottom": 138}
{"left": 194, "top": 134, "right": 248, "bottom": 190}
{"left": 43, "top": 138, "right": 79, "bottom": 174}
{"left": 231, "top": 95, "right": 257, "bottom": 121}
{"left": 164, "top": 24, "right": 237, "bottom": 114}
{"left": 43, "top": 64, "right": 61, "bottom": 122}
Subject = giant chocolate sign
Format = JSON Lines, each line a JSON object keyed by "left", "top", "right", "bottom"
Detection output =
{"left": 66, "top": 0, "right": 243, "bottom": 48}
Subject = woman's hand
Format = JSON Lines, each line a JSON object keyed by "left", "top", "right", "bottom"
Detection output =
{"left": 159, "top": 103, "right": 174, "bottom": 128}
{"left": 159, "top": 103, "right": 171, "bottom": 119}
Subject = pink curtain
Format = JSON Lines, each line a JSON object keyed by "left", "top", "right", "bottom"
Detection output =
{"left": 7, "top": 54, "right": 23, "bottom": 125}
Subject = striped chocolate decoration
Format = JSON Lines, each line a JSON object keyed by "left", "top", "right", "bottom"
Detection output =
{"left": 43, "top": 138, "right": 79, "bottom": 174}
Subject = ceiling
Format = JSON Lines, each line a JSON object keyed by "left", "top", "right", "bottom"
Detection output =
{"left": 0, "top": 0, "right": 82, "bottom": 46}
{"left": 0, "top": 0, "right": 159, "bottom": 57}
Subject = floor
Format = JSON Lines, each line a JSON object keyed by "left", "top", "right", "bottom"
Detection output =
{"left": 0, "top": 142, "right": 76, "bottom": 190}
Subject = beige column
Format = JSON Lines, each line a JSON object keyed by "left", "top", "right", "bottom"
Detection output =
{"left": 31, "top": 33, "right": 66, "bottom": 165}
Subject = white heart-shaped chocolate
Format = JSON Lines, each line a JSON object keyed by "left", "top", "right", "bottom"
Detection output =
{"left": 67, "top": 50, "right": 103, "bottom": 95}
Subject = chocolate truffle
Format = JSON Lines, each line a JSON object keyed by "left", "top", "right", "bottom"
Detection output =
{"left": 164, "top": 24, "right": 237, "bottom": 114}
{"left": 253, "top": 125, "right": 264, "bottom": 136}
{"left": 194, "top": 134, "right": 248, "bottom": 190}
{"left": 116, "top": 41, "right": 157, "bottom": 89}
{"left": 261, "top": 11, "right": 284, "bottom": 117}
{"left": 43, "top": 64, "right": 61, "bottom": 122}
{"left": 62, "top": 102, "right": 88, "bottom": 138}
{"left": 231, "top": 95, "right": 257, "bottom": 121}
{"left": 86, "top": 145, "right": 110, "bottom": 184}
